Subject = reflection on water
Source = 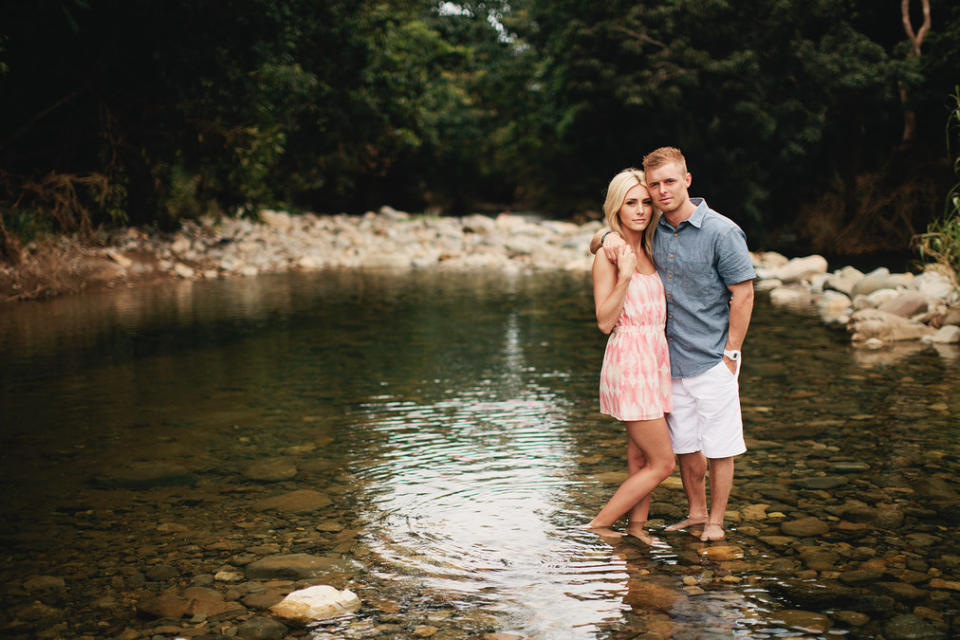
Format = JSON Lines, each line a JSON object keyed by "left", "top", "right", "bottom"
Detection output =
{"left": 1, "top": 270, "right": 959, "bottom": 639}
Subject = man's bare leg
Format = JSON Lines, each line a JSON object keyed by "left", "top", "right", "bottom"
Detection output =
{"left": 701, "top": 456, "right": 734, "bottom": 541}
{"left": 665, "top": 452, "right": 708, "bottom": 531}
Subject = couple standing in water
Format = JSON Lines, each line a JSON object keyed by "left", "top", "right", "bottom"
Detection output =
{"left": 585, "top": 147, "right": 756, "bottom": 543}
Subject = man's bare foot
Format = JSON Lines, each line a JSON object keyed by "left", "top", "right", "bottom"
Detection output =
{"left": 664, "top": 516, "right": 707, "bottom": 532}
{"left": 700, "top": 523, "right": 725, "bottom": 541}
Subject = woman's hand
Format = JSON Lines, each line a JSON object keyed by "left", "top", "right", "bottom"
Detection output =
{"left": 617, "top": 244, "right": 636, "bottom": 279}
{"left": 603, "top": 233, "right": 625, "bottom": 263}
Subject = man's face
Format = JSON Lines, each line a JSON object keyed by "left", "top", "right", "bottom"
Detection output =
{"left": 645, "top": 161, "right": 691, "bottom": 215}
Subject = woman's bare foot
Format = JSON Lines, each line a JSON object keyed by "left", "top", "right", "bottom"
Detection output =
{"left": 664, "top": 515, "right": 707, "bottom": 532}
{"left": 700, "top": 523, "right": 725, "bottom": 541}
{"left": 579, "top": 524, "right": 625, "bottom": 538}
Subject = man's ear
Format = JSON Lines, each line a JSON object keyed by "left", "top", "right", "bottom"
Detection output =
{"left": 685, "top": 172, "right": 692, "bottom": 188}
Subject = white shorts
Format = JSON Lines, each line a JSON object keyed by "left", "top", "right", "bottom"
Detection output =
{"left": 666, "top": 361, "right": 746, "bottom": 458}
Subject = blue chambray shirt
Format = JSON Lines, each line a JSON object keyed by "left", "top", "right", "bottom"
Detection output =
{"left": 652, "top": 198, "right": 756, "bottom": 379}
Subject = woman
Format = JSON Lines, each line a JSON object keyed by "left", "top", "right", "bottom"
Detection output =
{"left": 586, "top": 168, "right": 674, "bottom": 539}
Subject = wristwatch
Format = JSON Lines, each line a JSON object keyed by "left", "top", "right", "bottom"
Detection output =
{"left": 723, "top": 349, "right": 741, "bottom": 361}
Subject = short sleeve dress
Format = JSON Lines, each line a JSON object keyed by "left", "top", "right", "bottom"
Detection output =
{"left": 599, "top": 271, "right": 672, "bottom": 421}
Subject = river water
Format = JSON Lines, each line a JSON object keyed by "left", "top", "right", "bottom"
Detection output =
{"left": 1, "top": 269, "right": 958, "bottom": 639}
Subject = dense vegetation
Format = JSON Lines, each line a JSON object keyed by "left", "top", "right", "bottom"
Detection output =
{"left": 1, "top": 0, "right": 958, "bottom": 258}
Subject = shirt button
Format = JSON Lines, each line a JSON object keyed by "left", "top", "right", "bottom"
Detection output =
{"left": 668, "top": 314, "right": 673, "bottom": 319}
{"left": 669, "top": 337, "right": 673, "bottom": 342}
{"left": 666, "top": 294, "right": 672, "bottom": 298}
{"left": 669, "top": 254, "right": 674, "bottom": 259}
{"left": 667, "top": 274, "right": 673, "bottom": 279}
{"left": 673, "top": 233, "right": 678, "bottom": 237}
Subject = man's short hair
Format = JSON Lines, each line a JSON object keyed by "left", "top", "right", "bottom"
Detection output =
{"left": 643, "top": 147, "right": 687, "bottom": 174}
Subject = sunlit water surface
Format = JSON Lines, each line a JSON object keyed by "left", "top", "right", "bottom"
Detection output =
{"left": 1, "top": 270, "right": 959, "bottom": 639}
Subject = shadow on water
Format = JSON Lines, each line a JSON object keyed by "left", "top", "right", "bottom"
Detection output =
{"left": 1, "top": 269, "right": 959, "bottom": 639}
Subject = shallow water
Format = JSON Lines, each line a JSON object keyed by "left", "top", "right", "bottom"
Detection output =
{"left": 1, "top": 270, "right": 959, "bottom": 639}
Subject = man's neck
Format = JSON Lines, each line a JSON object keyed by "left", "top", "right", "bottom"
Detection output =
{"left": 664, "top": 198, "right": 698, "bottom": 228}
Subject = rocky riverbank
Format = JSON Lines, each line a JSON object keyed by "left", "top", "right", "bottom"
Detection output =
{"left": 3, "top": 207, "right": 958, "bottom": 348}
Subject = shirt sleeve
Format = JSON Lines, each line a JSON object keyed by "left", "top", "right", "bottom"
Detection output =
{"left": 716, "top": 226, "right": 756, "bottom": 286}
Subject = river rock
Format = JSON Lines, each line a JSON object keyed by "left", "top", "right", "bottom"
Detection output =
{"left": 875, "top": 581, "right": 928, "bottom": 601}
{"left": 781, "top": 517, "right": 829, "bottom": 537}
{"left": 237, "top": 616, "right": 288, "bottom": 640}
{"left": 768, "top": 579, "right": 855, "bottom": 608}
{"left": 183, "top": 586, "right": 246, "bottom": 617}
{"left": 823, "top": 266, "right": 865, "bottom": 295}
{"left": 772, "top": 609, "right": 833, "bottom": 632}
{"left": 623, "top": 580, "right": 687, "bottom": 612}
{"left": 921, "top": 325, "right": 960, "bottom": 344}
{"left": 838, "top": 567, "right": 884, "bottom": 585}
{"left": 269, "top": 585, "right": 361, "bottom": 623}
{"left": 773, "top": 255, "right": 829, "bottom": 284}
{"left": 755, "top": 278, "right": 782, "bottom": 292}
{"left": 794, "top": 476, "right": 847, "bottom": 490}
{"left": 91, "top": 461, "right": 195, "bottom": 488}
{"left": 252, "top": 489, "right": 331, "bottom": 513}
{"left": 833, "top": 610, "right": 870, "bottom": 626}
{"left": 848, "top": 309, "right": 936, "bottom": 342}
{"left": 698, "top": 545, "right": 744, "bottom": 561}
{"left": 850, "top": 268, "right": 891, "bottom": 297}
{"left": 840, "top": 500, "right": 904, "bottom": 529}
{"left": 740, "top": 504, "right": 770, "bottom": 521}
{"left": 243, "top": 457, "right": 298, "bottom": 482}
{"left": 245, "top": 553, "right": 337, "bottom": 580}
{"left": 879, "top": 291, "right": 929, "bottom": 318}
{"left": 912, "top": 270, "right": 956, "bottom": 300}
{"left": 137, "top": 588, "right": 192, "bottom": 618}
{"left": 883, "top": 614, "right": 946, "bottom": 640}
{"left": 770, "top": 286, "right": 812, "bottom": 307}
{"left": 816, "top": 290, "right": 852, "bottom": 322}
{"left": 23, "top": 575, "right": 66, "bottom": 591}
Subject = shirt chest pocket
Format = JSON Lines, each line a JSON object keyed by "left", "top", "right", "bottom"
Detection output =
{"left": 681, "top": 260, "right": 719, "bottom": 296}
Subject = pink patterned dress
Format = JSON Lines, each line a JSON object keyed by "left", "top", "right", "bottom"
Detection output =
{"left": 599, "top": 271, "right": 672, "bottom": 421}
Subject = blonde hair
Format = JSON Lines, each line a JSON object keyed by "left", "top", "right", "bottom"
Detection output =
{"left": 602, "top": 168, "right": 660, "bottom": 260}
{"left": 642, "top": 146, "right": 687, "bottom": 174}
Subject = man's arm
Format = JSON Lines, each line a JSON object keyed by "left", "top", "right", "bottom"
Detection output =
{"left": 723, "top": 280, "right": 754, "bottom": 374}
{"left": 589, "top": 228, "right": 625, "bottom": 260}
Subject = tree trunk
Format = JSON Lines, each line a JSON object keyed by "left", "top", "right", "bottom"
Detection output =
{"left": 899, "top": 0, "right": 931, "bottom": 144}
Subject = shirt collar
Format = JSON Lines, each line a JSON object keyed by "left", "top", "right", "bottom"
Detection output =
{"left": 658, "top": 197, "right": 708, "bottom": 230}
{"left": 687, "top": 198, "right": 707, "bottom": 228}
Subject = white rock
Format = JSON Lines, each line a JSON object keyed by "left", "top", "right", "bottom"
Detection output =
{"left": 774, "top": 255, "right": 828, "bottom": 284}
{"left": 105, "top": 250, "right": 132, "bottom": 269}
{"left": 755, "top": 278, "right": 782, "bottom": 292}
{"left": 170, "top": 234, "right": 191, "bottom": 254}
{"left": 769, "top": 286, "right": 812, "bottom": 307}
{"left": 173, "top": 263, "right": 195, "bottom": 279}
{"left": 378, "top": 205, "right": 409, "bottom": 220}
{"left": 751, "top": 251, "right": 789, "bottom": 268}
{"left": 864, "top": 288, "right": 901, "bottom": 308}
{"left": 270, "top": 585, "right": 361, "bottom": 622}
{"left": 921, "top": 325, "right": 960, "bottom": 344}
{"left": 912, "top": 270, "right": 956, "bottom": 300}
{"left": 823, "top": 266, "right": 864, "bottom": 295}
{"left": 260, "top": 209, "right": 293, "bottom": 231}
{"left": 847, "top": 309, "right": 936, "bottom": 342}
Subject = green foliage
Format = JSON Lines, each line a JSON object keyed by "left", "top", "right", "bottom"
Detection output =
{"left": 0, "top": 0, "right": 959, "bottom": 254}
{"left": 914, "top": 86, "right": 960, "bottom": 276}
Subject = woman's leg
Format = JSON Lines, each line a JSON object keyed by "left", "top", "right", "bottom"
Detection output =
{"left": 626, "top": 437, "right": 650, "bottom": 527}
{"left": 588, "top": 417, "right": 675, "bottom": 529}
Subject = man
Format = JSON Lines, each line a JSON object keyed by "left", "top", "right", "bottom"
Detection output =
{"left": 589, "top": 147, "right": 755, "bottom": 541}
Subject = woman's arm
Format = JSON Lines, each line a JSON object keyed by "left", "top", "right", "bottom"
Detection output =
{"left": 593, "top": 245, "right": 635, "bottom": 334}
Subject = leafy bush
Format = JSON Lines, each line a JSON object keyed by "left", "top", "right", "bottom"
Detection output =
{"left": 914, "top": 87, "right": 960, "bottom": 277}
